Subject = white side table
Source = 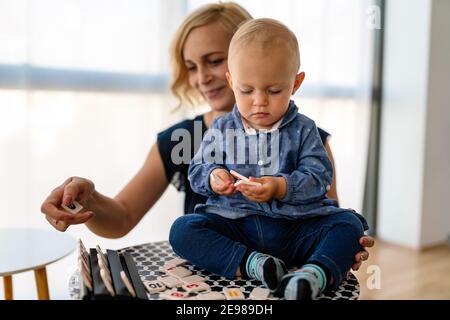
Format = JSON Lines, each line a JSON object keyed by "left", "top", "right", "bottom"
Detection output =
{"left": 0, "top": 228, "right": 76, "bottom": 300}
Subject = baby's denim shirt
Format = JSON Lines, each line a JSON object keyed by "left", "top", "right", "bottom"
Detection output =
{"left": 188, "top": 100, "right": 368, "bottom": 229}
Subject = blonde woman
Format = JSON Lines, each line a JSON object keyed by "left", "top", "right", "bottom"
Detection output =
{"left": 40, "top": 2, "right": 373, "bottom": 270}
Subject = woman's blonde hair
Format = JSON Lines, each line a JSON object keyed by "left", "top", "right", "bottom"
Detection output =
{"left": 170, "top": 2, "right": 252, "bottom": 109}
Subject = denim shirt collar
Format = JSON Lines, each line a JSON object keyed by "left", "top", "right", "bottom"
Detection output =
{"left": 231, "top": 100, "right": 299, "bottom": 131}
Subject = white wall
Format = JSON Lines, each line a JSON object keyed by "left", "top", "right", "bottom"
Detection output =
{"left": 378, "top": 0, "right": 450, "bottom": 249}
{"left": 420, "top": 0, "right": 450, "bottom": 247}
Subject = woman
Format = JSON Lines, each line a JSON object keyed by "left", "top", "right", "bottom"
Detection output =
{"left": 40, "top": 2, "right": 373, "bottom": 270}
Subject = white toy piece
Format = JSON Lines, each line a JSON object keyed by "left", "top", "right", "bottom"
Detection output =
{"left": 160, "top": 290, "right": 189, "bottom": 300}
{"left": 223, "top": 287, "right": 245, "bottom": 300}
{"left": 143, "top": 280, "right": 166, "bottom": 294}
{"left": 181, "top": 275, "right": 205, "bottom": 284}
{"left": 229, "top": 170, "right": 248, "bottom": 181}
{"left": 159, "top": 264, "right": 174, "bottom": 273}
{"left": 157, "top": 276, "right": 183, "bottom": 288}
{"left": 249, "top": 287, "right": 270, "bottom": 300}
{"left": 165, "top": 257, "right": 187, "bottom": 268}
{"left": 182, "top": 281, "right": 210, "bottom": 293}
{"left": 230, "top": 170, "right": 262, "bottom": 187}
{"left": 234, "top": 179, "right": 262, "bottom": 187}
{"left": 61, "top": 200, "right": 83, "bottom": 214}
{"left": 166, "top": 266, "right": 192, "bottom": 279}
{"left": 194, "top": 291, "right": 226, "bottom": 300}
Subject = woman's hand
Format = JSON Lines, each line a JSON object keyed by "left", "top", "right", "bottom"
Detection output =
{"left": 210, "top": 169, "right": 236, "bottom": 196}
{"left": 352, "top": 235, "right": 375, "bottom": 270}
{"left": 40, "top": 177, "right": 96, "bottom": 232}
{"left": 235, "top": 176, "right": 286, "bottom": 203}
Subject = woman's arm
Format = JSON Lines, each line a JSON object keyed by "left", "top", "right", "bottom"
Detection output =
{"left": 324, "top": 140, "right": 338, "bottom": 202}
{"left": 41, "top": 143, "right": 170, "bottom": 238}
{"left": 87, "top": 143, "right": 169, "bottom": 238}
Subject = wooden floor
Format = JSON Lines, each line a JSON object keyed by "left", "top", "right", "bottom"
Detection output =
{"left": 353, "top": 239, "right": 450, "bottom": 299}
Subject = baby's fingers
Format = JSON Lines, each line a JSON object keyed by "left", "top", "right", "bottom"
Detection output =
{"left": 237, "top": 185, "right": 259, "bottom": 197}
{"left": 222, "top": 184, "right": 236, "bottom": 195}
{"left": 213, "top": 181, "right": 229, "bottom": 193}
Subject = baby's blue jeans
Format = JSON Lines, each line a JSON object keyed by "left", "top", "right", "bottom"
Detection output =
{"left": 169, "top": 211, "right": 364, "bottom": 290}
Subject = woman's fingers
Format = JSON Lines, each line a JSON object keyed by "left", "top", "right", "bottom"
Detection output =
{"left": 46, "top": 215, "right": 70, "bottom": 232}
{"left": 351, "top": 261, "right": 362, "bottom": 271}
{"left": 360, "top": 235, "right": 375, "bottom": 247}
{"left": 349, "top": 236, "right": 373, "bottom": 272}
{"left": 45, "top": 211, "right": 95, "bottom": 232}
{"left": 41, "top": 189, "right": 76, "bottom": 221}
{"left": 67, "top": 211, "right": 95, "bottom": 225}
{"left": 358, "top": 250, "right": 369, "bottom": 261}
{"left": 42, "top": 177, "right": 96, "bottom": 231}
{"left": 350, "top": 249, "right": 369, "bottom": 271}
{"left": 44, "top": 203, "right": 75, "bottom": 221}
{"left": 62, "top": 177, "right": 94, "bottom": 205}
{"left": 62, "top": 180, "right": 81, "bottom": 206}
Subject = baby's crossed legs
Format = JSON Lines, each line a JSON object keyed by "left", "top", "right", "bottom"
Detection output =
{"left": 169, "top": 211, "right": 364, "bottom": 298}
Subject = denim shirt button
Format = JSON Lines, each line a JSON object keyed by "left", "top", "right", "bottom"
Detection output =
{"left": 258, "top": 160, "right": 264, "bottom": 166}
{"left": 326, "top": 185, "right": 331, "bottom": 191}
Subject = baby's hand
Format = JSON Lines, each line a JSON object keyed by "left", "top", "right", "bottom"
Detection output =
{"left": 236, "top": 176, "right": 286, "bottom": 203}
{"left": 210, "top": 169, "right": 236, "bottom": 196}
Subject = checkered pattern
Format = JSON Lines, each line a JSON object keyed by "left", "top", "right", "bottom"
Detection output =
{"left": 69, "top": 241, "right": 360, "bottom": 300}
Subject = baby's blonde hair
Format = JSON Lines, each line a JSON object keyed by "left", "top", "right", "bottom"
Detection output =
{"left": 170, "top": 2, "right": 252, "bottom": 109}
{"left": 228, "top": 18, "right": 300, "bottom": 75}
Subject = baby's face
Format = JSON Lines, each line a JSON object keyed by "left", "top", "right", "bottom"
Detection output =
{"left": 227, "top": 45, "right": 302, "bottom": 129}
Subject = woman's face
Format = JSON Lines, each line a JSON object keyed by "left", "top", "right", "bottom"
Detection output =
{"left": 183, "top": 22, "right": 236, "bottom": 112}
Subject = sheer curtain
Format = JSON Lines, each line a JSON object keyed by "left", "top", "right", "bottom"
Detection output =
{"left": 0, "top": 0, "right": 374, "bottom": 298}
{"left": 0, "top": 0, "right": 188, "bottom": 238}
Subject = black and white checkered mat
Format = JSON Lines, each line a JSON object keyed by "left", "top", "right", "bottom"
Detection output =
{"left": 69, "top": 241, "right": 360, "bottom": 300}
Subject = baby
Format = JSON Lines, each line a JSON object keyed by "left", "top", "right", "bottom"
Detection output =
{"left": 170, "top": 18, "right": 368, "bottom": 300}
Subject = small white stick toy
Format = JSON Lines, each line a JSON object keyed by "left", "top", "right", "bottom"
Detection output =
{"left": 230, "top": 170, "right": 262, "bottom": 187}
